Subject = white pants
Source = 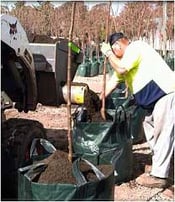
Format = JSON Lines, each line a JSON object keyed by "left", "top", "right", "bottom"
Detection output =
{"left": 143, "top": 92, "right": 175, "bottom": 178}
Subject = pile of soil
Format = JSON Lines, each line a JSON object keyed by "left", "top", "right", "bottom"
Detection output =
{"left": 38, "top": 150, "right": 113, "bottom": 184}
{"left": 84, "top": 89, "right": 105, "bottom": 122}
{"left": 28, "top": 33, "right": 58, "bottom": 43}
{"left": 73, "top": 88, "right": 113, "bottom": 123}
{"left": 38, "top": 150, "right": 75, "bottom": 184}
{"left": 79, "top": 162, "right": 113, "bottom": 182}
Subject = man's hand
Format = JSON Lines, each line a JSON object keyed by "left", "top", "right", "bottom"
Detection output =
{"left": 101, "top": 42, "right": 113, "bottom": 57}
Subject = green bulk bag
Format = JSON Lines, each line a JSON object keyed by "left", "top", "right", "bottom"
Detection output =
{"left": 98, "top": 56, "right": 104, "bottom": 75}
{"left": 18, "top": 157, "right": 114, "bottom": 201}
{"left": 106, "top": 61, "right": 113, "bottom": 76}
{"left": 105, "top": 85, "right": 146, "bottom": 144}
{"left": 165, "top": 56, "right": 174, "bottom": 71}
{"left": 90, "top": 57, "right": 99, "bottom": 77}
{"left": 98, "top": 56, "right": 109, "bottom": 75}
{"left": 105, "top": 88, "right": 127, "bottom": 109}
{"left": 127, "top": 105, "right": 146, "bottom": 144}
{"left": 85, "top": 58, "right": 91, "bottom": 77}
{"left": 76, "top": 63, "right": 87, "bottom": 77}
{"left": 72, "top": 105, "right": 133, "bottom": 184}
{"left": 76, "top": 57, "right": 91, "bottom": 77}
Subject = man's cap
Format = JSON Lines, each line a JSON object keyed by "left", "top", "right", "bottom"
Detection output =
{"left": 108, "top": 32, "right": 125, "bottom": 46}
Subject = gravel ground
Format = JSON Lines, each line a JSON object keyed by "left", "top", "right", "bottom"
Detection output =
{"left": 4, "top": 74, "right": 174, "bottom": 201}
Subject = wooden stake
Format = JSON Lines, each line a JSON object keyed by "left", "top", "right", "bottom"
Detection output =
{"left": 67, "top": 2, "right": 76, "bottom": 162}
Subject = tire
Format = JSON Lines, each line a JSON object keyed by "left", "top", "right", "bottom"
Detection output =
{"left": 1, "top": 118, "right": 47, "bottom": 201}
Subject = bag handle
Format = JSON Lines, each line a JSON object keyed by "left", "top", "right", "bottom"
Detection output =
{"left": 19, "top": 162, "right": 48, "bottom": 181}
{"left": 30, "top": 138, "right": 57, "bottom": 159}
{"left": 72, "top": 158, "right": 105, "bottom": 186}
{"left": 114, "top": 104, "right": 127, "bottom": 123}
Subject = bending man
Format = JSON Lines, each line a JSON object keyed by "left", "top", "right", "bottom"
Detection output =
{"left": 101, "top": 32, "right": 175, "bottom": 188}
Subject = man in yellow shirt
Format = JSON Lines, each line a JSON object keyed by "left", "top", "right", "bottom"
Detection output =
{"left": 101, "top": 32, "right": 175, "bottom": 188}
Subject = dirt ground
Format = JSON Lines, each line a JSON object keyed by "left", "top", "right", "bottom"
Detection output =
{"left": 5, "top": 74, "right": 174, "bottom": 201}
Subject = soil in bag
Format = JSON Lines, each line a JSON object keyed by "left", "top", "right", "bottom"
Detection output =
{"left": 37, "top": 150, "right": 113, "bottom": 184}
{"left": 38, "top": 150, "right": 76, "bottom": 184}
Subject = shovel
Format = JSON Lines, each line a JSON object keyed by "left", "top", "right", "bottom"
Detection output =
{"left": 101, "top": 2, "right": 111, "bottom": 120}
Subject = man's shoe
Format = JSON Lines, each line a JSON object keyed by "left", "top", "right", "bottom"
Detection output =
{"left": 161, "top": 185, "right": 174, "bottom": 199}
{"left": 136, "top": 173, "right": 167, "bottom": 188}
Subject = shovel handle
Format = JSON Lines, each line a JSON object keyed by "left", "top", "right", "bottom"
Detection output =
{"left": 101, "top": 2, "right": 111, "bottom": 120}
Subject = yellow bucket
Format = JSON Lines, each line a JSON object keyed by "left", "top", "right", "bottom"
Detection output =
{"left": 62, "top": 82, "right": 89, "bottom": 104}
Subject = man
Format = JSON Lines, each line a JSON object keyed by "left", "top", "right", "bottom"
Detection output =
{"left": 101, "top": 32, "right": 175, "bottom": 188}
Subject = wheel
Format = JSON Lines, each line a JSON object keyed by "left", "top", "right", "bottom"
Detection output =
{"left": 1, "top": 118, "right": 47, "bottom": 200}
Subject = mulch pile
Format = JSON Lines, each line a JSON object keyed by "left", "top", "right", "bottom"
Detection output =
{"left": 37, "top": 150, "right": 113, "bottom": 184}
{"left": 28, "top": 33, "right": 58, "bottom": 43}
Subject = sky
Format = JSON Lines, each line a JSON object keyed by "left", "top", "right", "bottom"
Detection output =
{"left": 84, "top": 1, "right": 124, "bottom": 15}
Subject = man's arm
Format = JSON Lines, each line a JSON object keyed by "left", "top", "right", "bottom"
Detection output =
{"left": 108, "top": 53, "right": 128, "bottom": 75}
